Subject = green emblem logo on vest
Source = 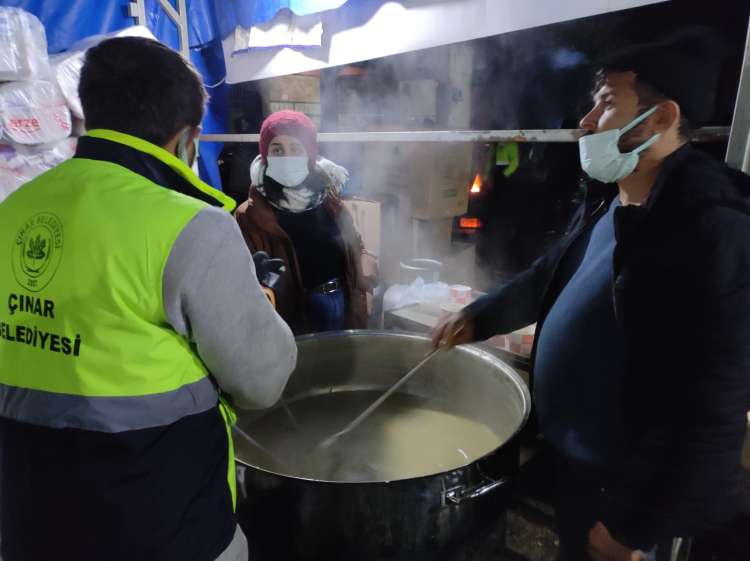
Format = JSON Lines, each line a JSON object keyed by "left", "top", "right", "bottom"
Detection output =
{"left": 12, "top": 213, "right": 64, "bottom": 292}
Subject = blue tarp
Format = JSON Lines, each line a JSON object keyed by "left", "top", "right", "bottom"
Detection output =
{"left": 0, "top": 0, "right": 349, "bottom": 189}
{"left": 248, "top": 0, "right": 349, "bottom": 24}
{"left": 190, "top": 0, "right": 349, "bottom": 45}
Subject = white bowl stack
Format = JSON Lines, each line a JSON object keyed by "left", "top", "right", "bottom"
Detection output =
{"left": 0, "top": 7, "right": 158, "bottom": 204}
{"left": 0, "top": 7, "right": 73, "bottom": 203}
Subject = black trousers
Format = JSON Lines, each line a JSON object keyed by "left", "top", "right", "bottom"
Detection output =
{"left": 555, "top": 454, "right": 612, "bottom": 561}
{"left": 553, "top": 453, "right": 682, "bottom": 561}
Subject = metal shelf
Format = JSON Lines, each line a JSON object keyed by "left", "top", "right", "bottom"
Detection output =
{"left": 130, "top": 0, "right": 189, "bottom": 59}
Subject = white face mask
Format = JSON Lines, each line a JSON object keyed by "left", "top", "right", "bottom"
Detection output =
{"left": 177, "top": 128, "right": 199, "bottom": 169}
{"left": 579, "top": 106, "right": 661, "bottom": 183}
{"left": 266, "top": 156, "right": 310, "bottom": 187}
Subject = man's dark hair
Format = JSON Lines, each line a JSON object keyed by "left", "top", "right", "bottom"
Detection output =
{"left": 79, "top": 37, "right": 207, "bottom": 146}
{"left": 593, "top": 27, "right": 726, "bottom": 140}
{"left": 593, "top": 69, "right": 694, "bottom": 140}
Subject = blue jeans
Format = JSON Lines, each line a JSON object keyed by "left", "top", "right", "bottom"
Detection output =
{"left": 306, "top": 287, "right": 345, "bottom": 332}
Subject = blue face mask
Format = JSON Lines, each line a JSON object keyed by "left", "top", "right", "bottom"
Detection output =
{"left": 578, "top": 106, "right": 661, "bottom": 183}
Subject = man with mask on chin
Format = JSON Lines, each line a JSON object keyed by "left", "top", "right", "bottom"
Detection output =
{"left": 0, "top": 37, "right": 297, "bottom": 561}
{"left": 433, "top": 29, "right": 750, "bottom": 561}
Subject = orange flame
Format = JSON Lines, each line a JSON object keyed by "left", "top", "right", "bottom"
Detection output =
{"left": 470, "top": 173, "right": 482, "bottom": 194}
{"left": 459, "top": 217, "right": 482, "bottom": 229}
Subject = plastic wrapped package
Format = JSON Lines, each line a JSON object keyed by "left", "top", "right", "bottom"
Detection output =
{"left": 50, "top": 26, "right": 157, "bottom": 120}
{"left": 0, "top": 137, "right": 76, "bottom": 203}
{"left": 382, "top": 278, "right": 450, "bottom": 313}
{"left": 0, "top": 80, "right": 72, "bottom": 145}
{"left": 68, "top": 24, "right": 157, "bottom": 52}
{"left": 71, "top": 116, "right": 86, "bottom": 137}
{"left": 50, "top": 51, "right": 85, "bottom": 119}
{"left": 0, "top": 7, "right": 50, "bottom": 81}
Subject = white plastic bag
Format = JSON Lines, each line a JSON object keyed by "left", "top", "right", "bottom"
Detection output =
{"left": 0, "top": 80, "right": 72, "bottom": 145}
{"left": 50, "top": 51, "right": 85, "bottom": 119}
{"left": 50, "top": 26, "right": 157, "bottom": 120}
{"left": 0, "top": 7, "right": 50, "bottom": 81}
{"left": 0, "top": 137, "right": 76, "bottom": 203}
{"left": 69, "top": 25, "right": 156, "bottom": 52}
{"left": 383, "top": 277, "right": 450, "bottom": 313}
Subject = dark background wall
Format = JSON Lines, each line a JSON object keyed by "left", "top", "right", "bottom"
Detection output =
{"left": 220, "top": 0, "right": 750, "bottom": 282}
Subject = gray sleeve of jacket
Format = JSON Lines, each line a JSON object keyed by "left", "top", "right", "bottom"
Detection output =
{"left": 162, "top": 206, "right": 297, "bottom": 410}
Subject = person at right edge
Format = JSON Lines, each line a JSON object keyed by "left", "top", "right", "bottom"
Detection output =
{"left": 433, "top": 29, "right": 750, "bottom": 561}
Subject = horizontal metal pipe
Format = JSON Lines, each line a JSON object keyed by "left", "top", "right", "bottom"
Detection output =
{"left": 201, "top": 127, "right": 730, "bottom": 144}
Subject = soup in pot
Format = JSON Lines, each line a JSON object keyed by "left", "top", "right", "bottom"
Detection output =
{"left": 234, "top": 390, "right": 507, "bottom": 483}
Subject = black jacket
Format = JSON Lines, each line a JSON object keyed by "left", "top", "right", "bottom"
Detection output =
{"left": 465, "top": 145, "right": 750, "bottom": 546}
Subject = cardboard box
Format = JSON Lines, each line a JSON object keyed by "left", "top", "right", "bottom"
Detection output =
{"left": 261, "top": 75, "right": 320, "bottom": 103}
{"left": 359, "top": 144, "right": 409, "bottom": 198}
{"left": 399, "top": 79, "right": 438, "bottom": 125}
{"left": 341, "top": 198, "right": 381, "bottom": 257}
{"left": 262, "top": 75, "right": 321, "bottom": 125}
{"left": 360, "top": 142, "right": 471, "bottom": 220}
{"left": 408, "top": 142, "right": 471, "bottom": 220}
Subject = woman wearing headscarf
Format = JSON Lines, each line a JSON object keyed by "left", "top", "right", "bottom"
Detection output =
{"left": 234, "top": 110, "right": 372, "bottom": 334}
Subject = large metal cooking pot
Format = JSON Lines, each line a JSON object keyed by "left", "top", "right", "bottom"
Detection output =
{"left": 234, "top": 331, "right": 530, "bottom": 561}
{"left": 399, "top": 258, "right": 443, "bottom": 283}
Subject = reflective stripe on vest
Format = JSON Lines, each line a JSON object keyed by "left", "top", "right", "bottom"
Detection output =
{"left": 0, "top": 377, "right": 217, "bottom": 432}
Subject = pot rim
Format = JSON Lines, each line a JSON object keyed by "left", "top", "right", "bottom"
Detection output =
{"left": 235, "top": 329, "right": 531, "bottom": 485}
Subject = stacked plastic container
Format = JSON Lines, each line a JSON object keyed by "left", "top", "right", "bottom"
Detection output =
{"left": 0, "top": 7, "right": 75, "bottom": 203}
{"left": 0, "top": 7, "right": 158, "bottom": 204}
{"left": 49, "top": 24, "right": 157, "bottom": 128}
